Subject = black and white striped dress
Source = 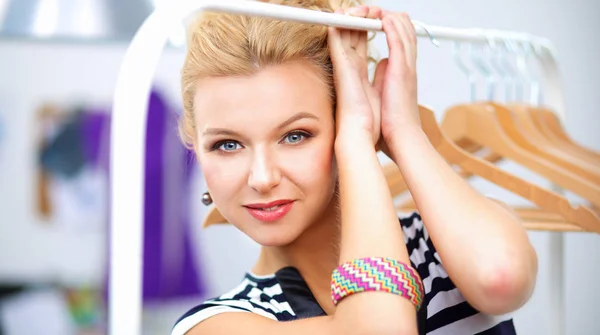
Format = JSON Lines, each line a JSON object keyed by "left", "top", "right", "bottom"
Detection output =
{"left": 172, "top": 212, "right": 516, "bottom": 335}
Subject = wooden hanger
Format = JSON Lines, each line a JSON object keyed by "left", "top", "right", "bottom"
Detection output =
{"left": 400, "top": 104, "right": 600, "bottom": 233}
{"left": 447, "top": 103, "right": 600, "bottom": 185}
{"left": 203, "top": 205, "right": 227, "bottom": 227}
{"left": 387, "top": 104, "right": 600, "bottom": 199}
{"left": 441, "top": 102, "right": 600, "bottom": 209}
{"left": 505, "top": 103, "right": 600, "bottom": 184}
{"left": 396, "top": 171, "right": 586, "bottom": 232}
{"left": 531, "top": 107, "right": 600, "bottom": 165}
{"left": 398, "top": 201, "right": 583, "bottom": 232}
{"left": 395, "top": 104, "right": 600, "bottom": 223}
{"left": 446, "top": 107, "right": 600, "bottom": 170}
{"left": 432, "top": 104, "right": 600, "bottom": 212}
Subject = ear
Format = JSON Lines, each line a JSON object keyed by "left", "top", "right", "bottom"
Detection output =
{"left": 373, "top": 58, "right": 389, "bottom": 93}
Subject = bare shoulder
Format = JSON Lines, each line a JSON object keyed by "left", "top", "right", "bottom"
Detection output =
{"left": 185, "top": 312, "right": 335, "bottom": 335}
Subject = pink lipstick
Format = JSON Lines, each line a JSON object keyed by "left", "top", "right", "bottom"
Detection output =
{"left": 244, "top": 200, "right": 295, "bottom": 223}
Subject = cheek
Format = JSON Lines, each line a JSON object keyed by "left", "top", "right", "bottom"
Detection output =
{"left": 199, "top": 155, "right": 245, "bottom": 197}
{"left": 200, "top": 161, "right": 219, "bottom": 189}
{"left": 284, "top": 139, "right": 336, "bottom": 190}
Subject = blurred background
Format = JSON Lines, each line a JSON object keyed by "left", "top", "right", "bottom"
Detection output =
{"left": 0, "top": 0, "right": 599, "bottom": 334}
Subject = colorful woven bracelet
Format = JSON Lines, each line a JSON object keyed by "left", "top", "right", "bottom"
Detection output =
{"left": 330, "top": 257, "right": 424, "bottom": 310}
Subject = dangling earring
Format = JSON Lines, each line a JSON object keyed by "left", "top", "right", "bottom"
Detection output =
{"left": 201, "top": 191, "right": 213, "bottom": 206}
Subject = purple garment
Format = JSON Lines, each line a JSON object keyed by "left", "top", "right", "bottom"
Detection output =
{"left": 79, "top": 110, "right": 108, "bottom": 168}
{"left": 142, "top": 91, "right": 206, "bottom": 300}
{"left": 82, "top": 90, "right": 206, "bottom": 303}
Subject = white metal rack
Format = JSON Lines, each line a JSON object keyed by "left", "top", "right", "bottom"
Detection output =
{"left": 109, "top": 1, "right": 567, "bottom": 334}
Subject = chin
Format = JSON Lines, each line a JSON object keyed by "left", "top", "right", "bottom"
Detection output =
{"left": 250, "top": 227, "right": 302, "bottom": 247}
{"left": 239, "top": 215, "right": 308, "bottom": 247}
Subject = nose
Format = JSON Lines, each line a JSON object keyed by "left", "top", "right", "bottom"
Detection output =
{"left": 247, "top": 147, "right": 281, "bottom": 194}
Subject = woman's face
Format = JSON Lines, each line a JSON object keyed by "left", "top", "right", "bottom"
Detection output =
{"left": 194, "top": 61, "right": 338, "bottom": 247}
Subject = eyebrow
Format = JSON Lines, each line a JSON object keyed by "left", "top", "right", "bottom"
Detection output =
{"left": 202, "top": 111, "right": 319, "bottom": 136}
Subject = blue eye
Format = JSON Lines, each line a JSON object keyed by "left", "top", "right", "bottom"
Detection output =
{"left": 283, "top": 132, "right": 309, "bottom": 144}
{"left": 217, "top": 141, "right": 242, "bottom": 151}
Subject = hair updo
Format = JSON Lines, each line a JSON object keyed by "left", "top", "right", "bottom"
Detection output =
{"left": 179, "top": 0, "right": 372, "bottom": 150}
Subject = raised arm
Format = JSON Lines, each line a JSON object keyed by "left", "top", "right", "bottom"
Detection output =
{"left": 376, "top": 12, "right": 538, "bottom": 315}
{"left": 327, "top": 7, "right": 418, "bottom": 333}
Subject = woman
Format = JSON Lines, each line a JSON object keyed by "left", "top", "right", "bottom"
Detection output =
{"left": 172, "top": 0, "right": 538, "bottom": 334}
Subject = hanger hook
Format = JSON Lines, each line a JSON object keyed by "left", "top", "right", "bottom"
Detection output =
{"left": 484, "top": 30, "right": 512, "bottom": 102}
{"left": 526, "top": 36, "right": 542, "bottom": 106}
{"left": 505, "top": 34, "right": 531, "bottom": 103}
{"left": 498, "top": 35, "right": 519, "bottom": 97}
{"left": 411, "top": 20, "right": 440, "bottom": 47}
{"left": 518, "top": 34, "right": 541, "bottom": 106}
{"left": 469, "top": 29, "right": 495, "bottom": 101}
{"left": 512, "top": 37, "right": 526, "bottom": 102}
{"left": 492, "top": 30, "right": 520, "bottom": 102}
{"left": 453, "top": 42, "right": 476, "bottom": 101}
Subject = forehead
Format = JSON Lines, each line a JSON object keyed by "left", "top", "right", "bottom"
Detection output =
{"left": 193, "top": 61, "right": 331, "bottom": 126}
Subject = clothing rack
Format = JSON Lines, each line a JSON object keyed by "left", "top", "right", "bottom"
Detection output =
{"left": 109, "top": 0, "right": 567, "bottom": 334}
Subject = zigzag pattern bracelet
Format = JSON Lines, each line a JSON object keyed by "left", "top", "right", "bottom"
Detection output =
{"left": 330, "top": 257, "right": 424, "bottom": 310}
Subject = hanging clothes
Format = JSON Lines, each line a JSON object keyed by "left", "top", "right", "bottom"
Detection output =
{"left": 38, "top": 90, "right": 207, "bottom": 302}
{"left": 139, "top": 90, "right": 207, "bottom": 301}
{"left": 38, "top": 108, "right": 108, "bottom": 230}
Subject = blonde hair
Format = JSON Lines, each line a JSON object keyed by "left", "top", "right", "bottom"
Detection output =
{"left": 179, "top": 0, "right": 370, "bottom": 150}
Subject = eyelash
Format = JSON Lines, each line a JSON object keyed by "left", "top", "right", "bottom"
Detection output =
{"left": 210, "top": 130, "right": 313, "bottom": 152}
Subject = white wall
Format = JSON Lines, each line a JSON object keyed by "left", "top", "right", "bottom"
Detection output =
{"left": 0, "top": 43, "right": 188, "bottom": 286}
{"left": 0, "top": 0, "right": 598, "bottom": 333}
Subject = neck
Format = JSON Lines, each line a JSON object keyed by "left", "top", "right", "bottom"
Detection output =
{"left": 253, "top": 199, "right": 340, "bottom": 315}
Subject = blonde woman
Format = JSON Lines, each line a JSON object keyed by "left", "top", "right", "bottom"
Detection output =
{"left": 172, "top": 1, "right": 537, "bottom": 334}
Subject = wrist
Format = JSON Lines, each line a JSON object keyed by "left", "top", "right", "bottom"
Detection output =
{"left": 335, "top": 136, "right": 379, "bottom": 166}
{"left": 382, "top": 120, "right": 422, "bottom": 141}
{"left": 335, "top": 128, "right": 373, "bottom": 153}
{"left": 384, "top": 125, "right": 429, "bottom": 162}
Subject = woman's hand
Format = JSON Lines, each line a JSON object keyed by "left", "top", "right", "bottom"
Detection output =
{"left": 328, "top": 5, "right": 382, "bottom": 146}
{"left": 375, "top": 12, "right": 421, "bottom": 152}
{"left": 329, "top": 8, "right": 421, "bottom": 155}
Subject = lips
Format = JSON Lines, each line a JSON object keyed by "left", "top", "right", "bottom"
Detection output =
{"left": 244, "top": 200, "right": 295, "bottom": 222}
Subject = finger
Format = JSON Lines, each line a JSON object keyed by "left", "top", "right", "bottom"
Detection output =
{"left": 391, "top": 13, "right": 413, "bottom": 68}
{"left": 335, "top": 9, "right": 356, "bottom": 53}
{"left": 340, "top": 28, "right": 353, "bottom": 52}
{"left": 404, "top": 13, "right": 417, "bottom": 47}
{"left": 355, "top": 6, "right": 381, "bottom": 58}
{"left": 373, "top": 58, "right": 388, "bottom": 93}
{"left": 328, "top": 26, "right": 342, "bottom": 57}
{"left": 328, "top": 10, "right": 363, "bottom": 92}
{"left": 354, "top": 15, "right": 368, "bottom": 59}
{"left": 327, "top": 9, "right": 346, "bottom": 66}
{"left": 398, "top": 13, "right": 417, "bottom": 62}
{"left": 346, "top": 6, "right": 369, "bottom": 49}
{"left": 382, "top": 15, "right": 404, "bottom": 78}
{"left": 368, "top": 6, "right": 383, "bottom": 20}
